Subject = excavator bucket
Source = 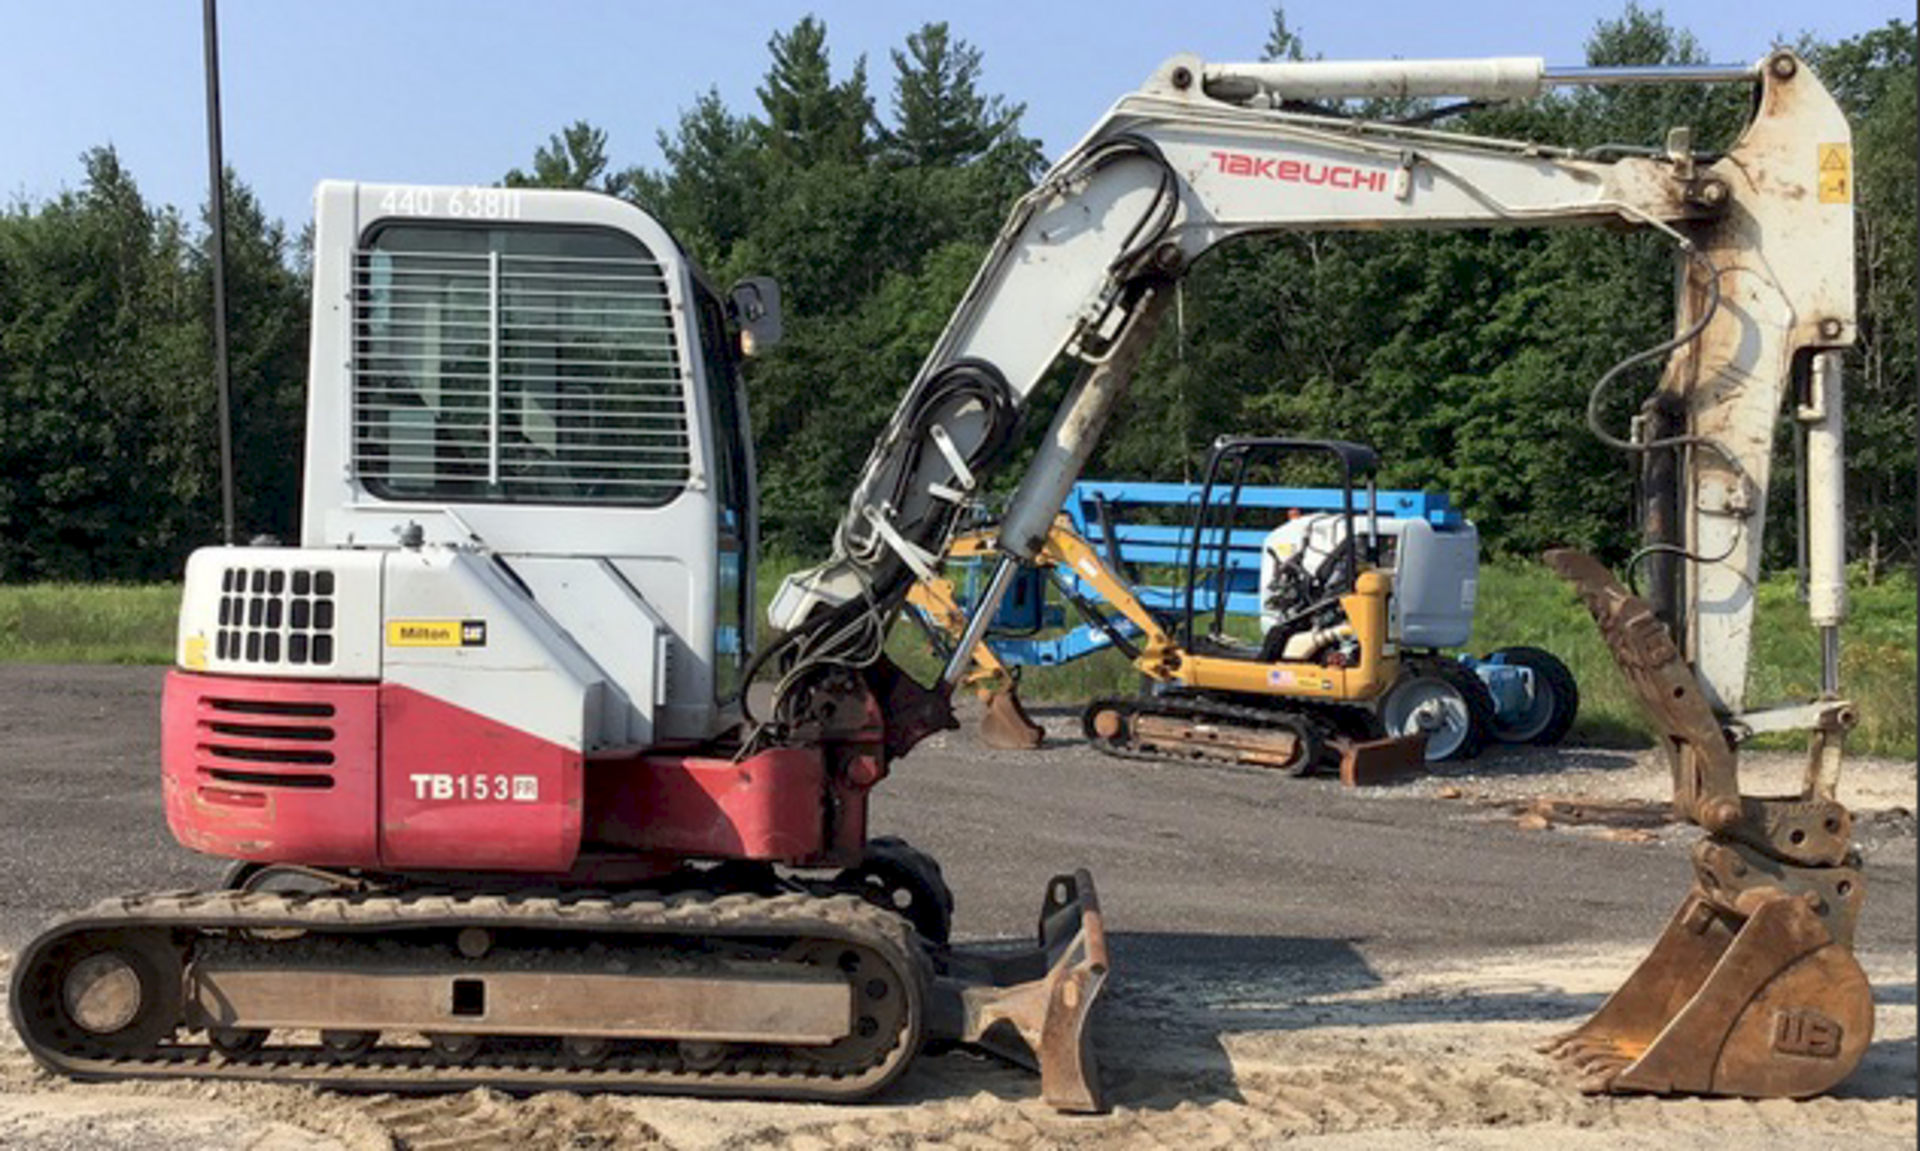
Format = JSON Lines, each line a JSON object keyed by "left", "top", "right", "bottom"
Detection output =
{"left": 1542, "top": 550, "right": 1875, "bottom": 1098}
{"left": 932, "top": 870, "right": 1111, "bottom": 1112}
{"left": 978, "top": 684, "right": 1046, "bottom": 750}
{"left": 1540, "top": 885, "right": 1873, "bottom": 1097}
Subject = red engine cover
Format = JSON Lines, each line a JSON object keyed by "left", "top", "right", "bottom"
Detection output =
{"left": 375, "top": 684, "right": 584, "bottom": 872}
{"left": 162, "top": 672, "right": 858, "bottom": 874}
{"left": 164, "top": 672, "right": 583, "bottom": 872}
{"left": 162, "top": 672, "right": 381, "bottom": 866}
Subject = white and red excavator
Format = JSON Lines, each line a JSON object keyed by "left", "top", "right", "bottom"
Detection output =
{"left": 12, "top": 48, "right": 1870, "bottom": 1107}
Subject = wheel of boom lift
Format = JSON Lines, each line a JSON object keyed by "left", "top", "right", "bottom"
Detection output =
{"left": 1484, "top": 645, "right": 1580, "bottom": 746}
{"left": 1379, "top": 659, "right": 1496, "bottom": 762}
{"left": 834, "top": 836, "right": 955, "bottom": 944}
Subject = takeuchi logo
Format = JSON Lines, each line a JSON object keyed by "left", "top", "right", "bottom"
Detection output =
{"left": 1209, "top": 151, "right": 1390, "bottom": 193}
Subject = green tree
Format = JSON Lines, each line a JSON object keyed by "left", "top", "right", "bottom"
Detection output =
{"left": 201, "top": 170, "right": 309, "bottom": 544}
{"left": 0, "top": 152, "right": 308, "bottom": 580}
{"left": 757, "top": 17, "right": 874, "bottom": 168}
{"left": 884, "top": 22, "right": 1038, "bottom": 172}
{"left": 505, "top": 120, "right": 633, "bottom": 195}
{"left": 1262, "top": 5, "right": 1309, "bottom": 62}
{"left": 0, "top": 150, "right": 189, "bottom": 577}
{"left": 631, "top": 89, "right": 763, "bottom": 272}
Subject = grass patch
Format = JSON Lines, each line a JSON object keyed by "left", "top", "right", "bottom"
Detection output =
{"left": 1466, "top": 562, "right": 1916, "bottom": 757}
{"left": 11, "top": 559, "right": 1913, "bottom": 758}
{"left": 0, "top": 584, "right": 180, "bottom": 664}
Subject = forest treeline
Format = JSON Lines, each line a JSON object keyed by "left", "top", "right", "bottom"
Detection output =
{"left": 0, "top": 5, "right": 1912, "bottom": 581}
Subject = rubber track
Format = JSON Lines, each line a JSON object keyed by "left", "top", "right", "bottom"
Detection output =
{"left": 1084, "top": 693, "right": 1370, "bottom": 771}
{"left": 9, "top": 886, "right": 928, "bottom": 1102}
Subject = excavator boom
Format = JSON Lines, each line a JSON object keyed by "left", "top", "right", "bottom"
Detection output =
{"left": 766, "top": 48, "right": 1870, "bottom": 1098}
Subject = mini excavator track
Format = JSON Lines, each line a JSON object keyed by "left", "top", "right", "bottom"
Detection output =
{"left": 10, "top": 870, "right": 1113, "bottom": 1111}
{"left": 11, "top": 887, "right": 928, "bottom": 1100}
{"left": 1081, "top": 693, "right": 1371, "bottom": 775}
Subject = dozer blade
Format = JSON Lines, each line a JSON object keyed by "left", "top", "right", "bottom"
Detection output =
{"left": 930, "top": 870, "right": 1111, "bottom": 1112}
{"left": 979, "top": 685, "right": 1046, "bottom": 750}
{"left": 1333, "top": 732, "right": 1427, "bottom": 787}
{"left": 1541, "top": 885, "right": 1873, "bottom": 1098}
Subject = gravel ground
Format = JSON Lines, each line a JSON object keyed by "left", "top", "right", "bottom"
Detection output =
{"left": 0, "top": 666, "right": 1912, "bottom": 1149}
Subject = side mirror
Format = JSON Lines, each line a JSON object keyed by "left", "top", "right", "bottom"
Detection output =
{"left": 728, "top": 276, "right": 783, "bottom": 356}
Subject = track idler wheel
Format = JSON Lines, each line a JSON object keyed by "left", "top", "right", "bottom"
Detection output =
{"left": 1541, "top": 885, "right": 1873, "bottom": 1097}
{"left": 13, "top": 929, "right": 183, "bottom": 1060}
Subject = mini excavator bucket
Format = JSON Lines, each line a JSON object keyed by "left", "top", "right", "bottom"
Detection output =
{"left": 1543, "top": 551, "right": 1874, "bottom": 1099}
{"left": 931, "top": 870, "right": 1111, "bottom": 1112}
{"left": 1540, "top": 876, "right": 1872, "bottom": 1097}
{"left": 979, "top": 684, "right": 1046, "bottom": 750}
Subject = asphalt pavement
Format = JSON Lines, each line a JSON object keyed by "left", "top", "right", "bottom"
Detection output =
{"left": 2, "top": 665, "right": 1913, "bottom": 983}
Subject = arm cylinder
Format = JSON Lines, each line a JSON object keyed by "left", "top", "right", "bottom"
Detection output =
{"left": 1805, "top": 351, "right": 1847, "bottom": 695}
{"left": 1199, "top": 58, "right": 1755, "bottom": 104}
{"left": 1540, "top": 64, "right": 1758, "bottom": 87}
{"left": 1204, "top": 57, "right": 1546, "bottom": 102}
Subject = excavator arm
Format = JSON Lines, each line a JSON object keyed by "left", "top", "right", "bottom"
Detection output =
{"left": 763, "top": 49, "right": 1868, "bottom": 1098}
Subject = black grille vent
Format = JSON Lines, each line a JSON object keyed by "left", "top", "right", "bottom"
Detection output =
{"left": 216, "top": 566, "right": 336, "bottom": 666}
{"left": 200, "top": 696, "right": 337, "bottom": 790}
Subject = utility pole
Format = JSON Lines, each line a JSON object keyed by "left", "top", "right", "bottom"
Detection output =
{"left": 202, "top": 0, "right": 236, "bottom": 545}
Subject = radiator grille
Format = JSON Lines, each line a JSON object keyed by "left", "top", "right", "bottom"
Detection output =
{"left": 199, "top": 696, "right": 337, "bottom": 790}
{"left": 350, "top": 231, "right": 689, "bottom": 506}
{"left": 215, "top": 566, "right": 336, "bottom": 667}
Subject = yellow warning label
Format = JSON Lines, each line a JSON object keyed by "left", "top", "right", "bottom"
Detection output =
{"left": 183, "top": 634, "right": 209, "bottom": 670}
{"left": 387, "top": 620, "right": 464, "bottom": 647}
{"left": 1819, "top": 143, "right": 1851, "bottom": 204}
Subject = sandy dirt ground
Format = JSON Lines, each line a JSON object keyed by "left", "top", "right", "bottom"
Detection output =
{"left": 0, "top": 672, "right": 1913, "bottom": 1149}
{"left": 3, "top": 943, "right": 1913, "bottom": 1150}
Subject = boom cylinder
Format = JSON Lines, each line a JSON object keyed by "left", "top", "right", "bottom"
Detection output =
{"left": 996, "top": 290, "right": 1172, "bottom": 561}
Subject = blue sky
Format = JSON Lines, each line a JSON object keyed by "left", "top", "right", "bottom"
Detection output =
{"left": 3, "top": 1, "right": 1908, "bottom": 229}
